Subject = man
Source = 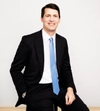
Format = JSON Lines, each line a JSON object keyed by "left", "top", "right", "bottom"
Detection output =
{"left": 10, "top": 3, "right": 90, "bottom": 111}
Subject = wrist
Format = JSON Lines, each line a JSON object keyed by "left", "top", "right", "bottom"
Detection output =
{"left": 67, "top": 87, "right": 73, "bottom": 92}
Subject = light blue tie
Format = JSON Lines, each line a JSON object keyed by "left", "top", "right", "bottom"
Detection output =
{"left": 49, "top": 38, "right": 60, "bottom": 95}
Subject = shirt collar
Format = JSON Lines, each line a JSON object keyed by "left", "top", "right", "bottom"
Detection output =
{"left": 42, "top": 29, "right": 56, "bottom": 42}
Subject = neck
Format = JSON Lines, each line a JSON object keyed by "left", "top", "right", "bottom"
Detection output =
{"left": 43, "top": 28, "right": 56, "bottom": 36}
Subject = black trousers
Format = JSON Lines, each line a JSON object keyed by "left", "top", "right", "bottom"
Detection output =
{"left": 25, "top": 84, "right": 90, "bottom": 111}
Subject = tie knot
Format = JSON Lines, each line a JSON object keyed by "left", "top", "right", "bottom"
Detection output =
{"left": 49, "top": 38, "right": 53, "bottom": 42}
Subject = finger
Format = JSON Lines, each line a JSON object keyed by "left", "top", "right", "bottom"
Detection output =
{"left": 66, "top": 96, "right": 75, "bottom": 105}
{"left": 66, "top": 99, "right": 72, "bottom": 105}
{"left": 65, "top": 95, "right": 69, "bottom": 105}
{"left": 65, "top": 96, "right": 72, "bottom": 105}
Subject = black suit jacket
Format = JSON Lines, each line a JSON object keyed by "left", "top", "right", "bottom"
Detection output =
{"left": 10, "top": 30, "right": 76, "bottom": 106}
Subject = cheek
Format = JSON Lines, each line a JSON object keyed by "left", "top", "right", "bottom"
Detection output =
{"left": 43, "top": 20, "right": 49, "bottom": 25}
{"left": 56, "top": 19, "right": 60, "bottom": 23}
{"left": 41, "top": 18, "right": 47, "bottom": 23}
{"left": 55, "top": 21, "right": 59, "bottom": 26}
{"left": 54, "top": 19, "right": 60, "bottom": 23}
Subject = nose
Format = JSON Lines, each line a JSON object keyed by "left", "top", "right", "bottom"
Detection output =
{"left": 50, "top": 16, "right": 54, "bottom": 21}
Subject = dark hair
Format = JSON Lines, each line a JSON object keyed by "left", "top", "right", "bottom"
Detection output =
{"left": 41, "top": 3, "right": 60, "bottom": 18}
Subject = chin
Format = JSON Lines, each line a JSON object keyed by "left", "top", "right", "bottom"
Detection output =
{"left": 49, "top": 28, "right": 56, "bottom": 32}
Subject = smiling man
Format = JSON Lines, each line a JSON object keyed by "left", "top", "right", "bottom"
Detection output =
{"left": 41, "top": 8, "right": 60, "bottom": 35}
{"left": 10, "top": 3, "right": 90, "bottom": 111}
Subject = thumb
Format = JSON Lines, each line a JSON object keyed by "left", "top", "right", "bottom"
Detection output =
{"left": 65, "top": 94, "right": 69, "bottom": 105}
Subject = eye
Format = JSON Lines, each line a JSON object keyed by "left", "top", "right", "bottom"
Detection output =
{"left": 45, "top": 14, "right": 50, "bottom": 17}
{"left": 53, "top": 15, "right": 58, "bottom": 17}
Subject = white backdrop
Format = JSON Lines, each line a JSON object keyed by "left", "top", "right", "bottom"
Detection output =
{"left": 0, "top": 0, "right": 100, "bottom": 107}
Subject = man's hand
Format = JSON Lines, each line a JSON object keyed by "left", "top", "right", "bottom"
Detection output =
{"left": 65, "top": 87, "right": 76, "bottom": 105}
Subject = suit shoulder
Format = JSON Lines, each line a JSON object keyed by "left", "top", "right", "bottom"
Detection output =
{"left": 56, "top": 33, "right": 67, "bottom": 42}
{"left": 22, "top": 30, "right": 41, "bottom": 41}
{"left": 20, "top": 30, "right": 42, "bottom": 45}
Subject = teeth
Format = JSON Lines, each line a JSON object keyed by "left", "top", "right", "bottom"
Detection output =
{"left": 49, "top": 23, "right": 54, "bottom": 26}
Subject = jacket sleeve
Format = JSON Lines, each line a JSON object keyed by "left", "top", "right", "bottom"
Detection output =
{"left": 10, "top": 36, "right": 28, "bottom": 97}
{"left": 61, "top": 39, "right": 76, "bottom": 93}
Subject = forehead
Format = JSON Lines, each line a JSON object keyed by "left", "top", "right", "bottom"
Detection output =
{"left": 44, "top": 8, "right": 59, "bottom": 15}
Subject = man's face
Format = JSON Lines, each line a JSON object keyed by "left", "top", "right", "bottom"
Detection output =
{"left": 41, "top": 8, "right": 60, "bottom": 34}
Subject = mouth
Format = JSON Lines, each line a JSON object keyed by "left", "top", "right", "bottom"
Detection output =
{"left": 48, "top": 23, "right": 55, "bottom": 26}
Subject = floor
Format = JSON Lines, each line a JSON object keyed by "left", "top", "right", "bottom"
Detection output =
{"left": 0, "top": 107, "right": 100, "bottom": 111}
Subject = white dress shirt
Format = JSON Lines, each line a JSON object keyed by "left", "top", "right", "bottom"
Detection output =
{"left": 39, "top": 29, "right": 56, "bottom": 83}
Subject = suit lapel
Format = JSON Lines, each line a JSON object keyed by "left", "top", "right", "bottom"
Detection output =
{"left": 34, "top": 30, "right": 44, "bottom": 73}
{"left": 34, "top": 31, "right": 62, "bottom": 74}
{"left": 56, "top": 34, "right": 62, "bottom": 73}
